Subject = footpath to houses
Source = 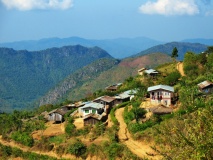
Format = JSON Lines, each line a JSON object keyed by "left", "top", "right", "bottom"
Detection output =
{"left": 115, "top": 103, "right": 161, "bottom": 160}
{"left": 177, "top": 62, "right": 185, "bottom": 76}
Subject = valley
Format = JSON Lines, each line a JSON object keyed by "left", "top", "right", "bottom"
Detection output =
{"left": 0, "top": 46, "right": 212, "bottom": 159}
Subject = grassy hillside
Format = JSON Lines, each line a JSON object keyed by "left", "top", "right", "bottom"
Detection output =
{"left": 134, "top": 42, "right": 207, "bottom": 60}
{"left": 0, "top": 45, "right": 112, "bottom": 112}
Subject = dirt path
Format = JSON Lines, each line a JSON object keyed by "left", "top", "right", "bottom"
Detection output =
{"left": 115, "top": 107, "right": 161, "bottom": 160}
{"left": 177, "top": 62, "right": 185, "bottom": 76}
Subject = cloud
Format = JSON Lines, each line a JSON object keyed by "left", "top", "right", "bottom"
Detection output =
{"left": 139, "top": 0, "right": 199, "bottom": 16}
{"left": 0, "top": 0, "right": 73, "bottom": 10}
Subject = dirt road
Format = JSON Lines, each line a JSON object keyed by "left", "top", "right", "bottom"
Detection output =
{"left": 115, "top": 107, "right": 161, "bottom": 159}
{"left": 177, "top": 62, "right": 185, "bottom": 76}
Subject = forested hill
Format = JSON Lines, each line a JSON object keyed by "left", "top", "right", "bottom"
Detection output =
{"left": 0, "top": 45, "right": 113, "bottom": 112}
{"left": 38, "top": 52, "right": 172, "bottom": 106}
{"left": 134, "top": 42, "right": 207, "bottom": 60}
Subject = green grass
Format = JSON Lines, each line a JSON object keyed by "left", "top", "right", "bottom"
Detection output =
{"left": 48, "top": 135, "right": 66, "bottom": 145}
{"left": 156, "top": 62, "right": 178, "bottom": 74}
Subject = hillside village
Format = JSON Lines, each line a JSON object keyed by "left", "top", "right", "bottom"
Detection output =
{"left": 0, "top": 47, "right": 213, "bottom": 160}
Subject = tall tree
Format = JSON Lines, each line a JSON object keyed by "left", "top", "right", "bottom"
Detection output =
{"left": 171, "top": 47, "right": 178, "bottom": 61}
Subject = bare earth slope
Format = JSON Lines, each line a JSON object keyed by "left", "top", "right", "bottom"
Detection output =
{"left": 177, "top": 62, "right": 185, "bottom": 76}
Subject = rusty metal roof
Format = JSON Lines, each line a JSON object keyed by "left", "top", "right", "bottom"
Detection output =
{"left": 198, "top": 80, "right": 213, "bottom": 89}
{"left": 100, "top": 96, "right": 116, "bottom": 103}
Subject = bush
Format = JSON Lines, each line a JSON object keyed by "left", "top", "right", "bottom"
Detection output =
{"left": 11, "top": 131, "right": 34, "bottom": 147}
{"left": 68, "top": 140, "right": 87, "bottom": 157}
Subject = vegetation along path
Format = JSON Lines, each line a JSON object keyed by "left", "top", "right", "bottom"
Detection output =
{"left": 115, "top": 107, "right": 161, "bottom": 160}
{"left": 0, "top": 136, "right": 77, "bottom": 160}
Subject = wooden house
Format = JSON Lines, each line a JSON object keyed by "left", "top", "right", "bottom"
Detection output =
{"left": 198, "top": 80, "right": 213, "bottom": 94}
{"left": 105, "top": 83, "right": 122, "bottom": 92}
{"left": 114, "top": 92, "right": 131, "bottom": 105}
{"left": 47, "top": 108, "right": 68, "bottom": 122}
{"left": 93, "top": 96, "right": 116, "bottom": 113}
{"left": 147, "top": 85, "right": 174, "bottom": 107}
{"left": 83, "top": 113, "right": 107, "bottom": 126}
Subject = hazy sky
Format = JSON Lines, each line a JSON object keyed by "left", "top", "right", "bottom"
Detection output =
{"left": 0, "top": 0, "right": 213, "bottom": 42}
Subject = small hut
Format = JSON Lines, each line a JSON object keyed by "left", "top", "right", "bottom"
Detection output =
{"left": 83, "top": 113, "right": 107, "bottom": 126}
{"left": 197, "top": 80, "right": 213, "bottom": 94}
{"left": 47, "top": 108, "right": 67, "bottom": 122}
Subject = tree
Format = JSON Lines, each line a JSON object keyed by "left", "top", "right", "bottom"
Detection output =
{"left": 171, "top": 47, "right": 178, "bottom": 61}
{"left": 131, "top": 101, "right": 146, "bottom": 123}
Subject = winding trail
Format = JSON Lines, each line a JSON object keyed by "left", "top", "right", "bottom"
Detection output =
{"left": 177, "top": 62, "right": 185, "bottom": 76}
{"left": 115, "top": 107, "right": 161, "bottom": 160}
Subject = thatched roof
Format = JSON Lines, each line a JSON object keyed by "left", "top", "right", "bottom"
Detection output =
{"left": 149, "top": 104, "right": 173, "bottom": 115}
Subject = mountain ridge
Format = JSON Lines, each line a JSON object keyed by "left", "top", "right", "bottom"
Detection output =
{"left": 0, "top": 36, "right": 163, "bottom": 58}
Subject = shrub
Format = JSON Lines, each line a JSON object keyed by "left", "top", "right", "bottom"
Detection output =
{"left": 68, "top": 140, "right": 87, "bottom": 158}
{"left": 11, "top": 131, "right": 34, "bottom": 147}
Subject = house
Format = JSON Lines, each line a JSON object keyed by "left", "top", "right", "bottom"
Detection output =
{"left": 93, "top": 96, "right": 116, "bottom": 113}
{"left": 78, "top": 102, "right": 105, "bottom": 117}
{"left": 144, "top": 69, "right": 159, "bottom": 78}
{"left": 114, "top": 92, "right": 131, "bottom": 105}
{"left": 47, "top": 108, "right": 68, "bottom": 122}
{"left": 147, "top": 85, "right": 174, "bottom": 107}
{"left": 138, "top": 68, "right": 146, "bottom": 75}
{"left": 83, "top": 113, "right": 107, "bottom": 126}
{"left": 105, "top": 83, "right": 122, "bottom": 92}
{"left": 198, "top": 80, "right": 213, "bottom": 94}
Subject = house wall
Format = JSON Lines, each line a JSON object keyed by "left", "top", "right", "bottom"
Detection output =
{"left": 84, "top": 117, "right": 100, "bottom": 126}
{"left": 48, "top": 113, "right": 63, "bottom": 122}
{"left": 81, "top": 107, "right": 98, "bottom": 117}
{"left": 149, "top": 89, "right": 173, "bottom": 106}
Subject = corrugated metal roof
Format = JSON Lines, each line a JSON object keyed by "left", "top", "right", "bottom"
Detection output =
{"left": 198, "top": 80, "right": 213, "bottom": 89}
{"left": 147, "top": 85, "right": 174, "bottom": 92}
{"left": 80, "top": 102, "right": 104, "bottom": 109}
{"left": 115, "top": 93, "right": 131, "bottom": 99}
{"left": 145, "top": 69, "right": 159, "bottom": 74}
{"left": 83, "top": 113, "right": 104, "bottom": 120}
{"left": 124, "top": 89, "right": 137, "bottom": 95}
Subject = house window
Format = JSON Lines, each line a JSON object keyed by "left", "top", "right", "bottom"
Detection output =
{"left": 92, "top": 109, "right": 96, "bottom": 114}
{"left": 85, "top": 110, "right": 89, "bottom": 113}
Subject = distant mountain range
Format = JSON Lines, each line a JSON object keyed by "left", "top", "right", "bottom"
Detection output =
{"left": 182, "top": 38, "right": 213, "bottom": 46}
{"left": 134, "top": 42, "right": 208, "bottom": 60}
{"left": 0, "top": 36, "right": 163, "bottom": 58}
{"left": 0, "top": 45, "right": 112, "bottom": 112}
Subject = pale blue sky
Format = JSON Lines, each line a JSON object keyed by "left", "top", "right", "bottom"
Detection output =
{"left": 0, "top": 0, "right": 213, "bottom": 43}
